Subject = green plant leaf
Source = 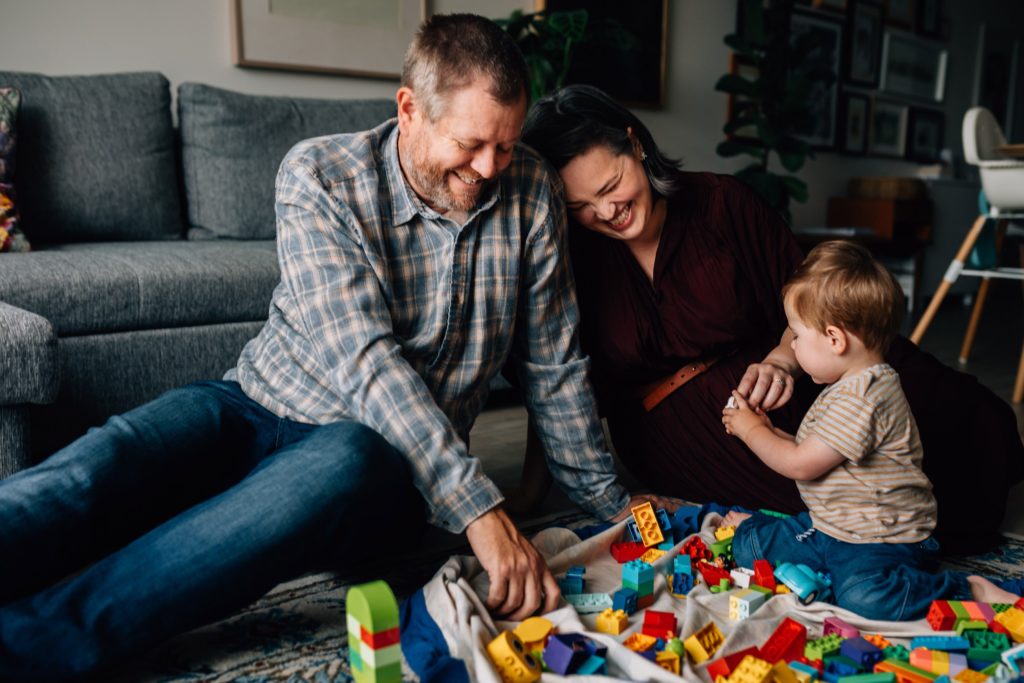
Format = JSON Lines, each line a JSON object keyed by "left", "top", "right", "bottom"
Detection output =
{"left": 547, "top": 9, "right": 588, "bottom": 41}
{"left": 781, "top": 175, "right": 809, "bottom": 203}
{"left": 714, "top": 74, "right": 760, "bottom": 97}
{"left": 724, "top": 113, "right": 763, "bottom": 135}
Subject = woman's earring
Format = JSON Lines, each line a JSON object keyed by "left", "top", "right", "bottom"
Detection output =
{"left": 640, "top": 148, "right": 648, "bottom": 161}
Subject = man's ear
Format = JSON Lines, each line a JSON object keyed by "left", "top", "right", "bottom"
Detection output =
{"left": 396, "top": 87, "right": 417, "bottom": 131}
{"left": 825, "top": 325, "right": 848, "bottom": 355}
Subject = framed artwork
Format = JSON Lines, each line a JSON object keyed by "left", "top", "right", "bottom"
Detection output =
{"left": 839, "top": 93, "right": 870, "bottom": 154}
{"left": 539, "top": 0, "right": 670, "bottom": 108}
{"left": 726, "top": 54, "right": 761, "bottom": 142}
{"left": 230, "top": 0, "right": 426, "bottom": 79}
{"left": 879, "top": 31, "right": 947, "bottom": 102}
{"left": 845, "top": 0, "right": 884, "bottom": 87}
{"left": 869, "top": 98, "right": 909, "bottom": 157}
{"left": 906, "top": 108, "right": 945, "bottom": 162}
{"left": 884, "top": 0, "right": 914, "bottom": 28}
{"left": 789, "top": 11, "right": 844, "bottom": 149}
{"left": 915, "top": 0, "right": 943, "bottom": 39}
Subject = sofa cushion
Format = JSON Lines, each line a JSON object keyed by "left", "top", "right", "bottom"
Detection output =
{"left": 178, "top": 83, "right": 395, "bottom": 240}
{"left": 0, "top": 241, "right": 279, "bottom": 336}
{"left": 0, "top": 87, "right": 29, "bottom": 252}
{"left": 0, "top": 71, "right": 183, "bottom": 244}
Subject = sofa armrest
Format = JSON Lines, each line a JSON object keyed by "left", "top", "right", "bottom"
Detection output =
{"left": 0, "top": 301, "right": 58, "bottom": 405}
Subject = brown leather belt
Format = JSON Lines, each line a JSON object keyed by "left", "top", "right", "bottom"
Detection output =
{"left": 640, "top": 356, "right": 719, "bottom": 412}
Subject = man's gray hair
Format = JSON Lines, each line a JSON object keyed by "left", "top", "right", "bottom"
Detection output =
{"left": 401, "top": 13, "right": 528, "bottom": 121}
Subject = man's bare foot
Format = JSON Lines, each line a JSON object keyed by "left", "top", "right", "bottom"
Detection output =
{"left": 722, "top": 510, "right": 752, "bottom": 528}
{"left": 967, "top": 575, "right": 1020, "bottom": 604}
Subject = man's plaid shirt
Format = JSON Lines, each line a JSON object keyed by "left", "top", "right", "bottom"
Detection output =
{"left": 228, "top": 120, "right": 628, "bottom": 532}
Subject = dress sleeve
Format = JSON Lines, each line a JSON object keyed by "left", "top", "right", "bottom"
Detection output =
{"left": 275, "top": 157, "right": 502, "bottom": 533}
{"left": 715, "top": 175, "right": 804, "bottom": 326}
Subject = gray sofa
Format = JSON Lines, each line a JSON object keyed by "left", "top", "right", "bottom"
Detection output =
{"left": 0, "top": 71, "right": 397, "bottom": 476}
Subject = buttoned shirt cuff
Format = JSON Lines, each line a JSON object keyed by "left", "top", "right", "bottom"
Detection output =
{"left": 429, "top": 473, "right": 506, "bottom": 534}
{"left": 584, "top": 482, "right": 631, "bottom": 522}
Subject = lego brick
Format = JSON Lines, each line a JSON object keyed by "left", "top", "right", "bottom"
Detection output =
{"left": 612, "top": 588, "right": 638, "bottom": 614}
{"left": 637, "top": 592, "right": 655, "bottom": 609}
{"left": 656, "top": 649, "right": 681, "bottom": 675}
{"left": 753, "top": 559, "right": 777, "bottom": 591}
{"left": 1001, "top": 640, "right": 1024, "bottom": 673}
{"left": 655, "top": 507, "right": 672, "bottom": 532}
{"left": 825, "top": 655, "right": 865, "bottom": 680}
{"left": 513, "top": 616, "right": 552, "bottom": 653}
{"left": 611, "top": 540, "right": 646, "bottom": 563}
{"left": 909, "top": 649, "right": 967, "bottom": 676}
{"left": 576, "top": 655, "right": 607, "bottom": 675}
{"left": 732, "top": 567, "right": 754, "bottom": 588}
{"left": 670, "top": 571, "right": 695, "bottom": 595}
{"left": 789, "top": 660, "right": 820, "bottom": 683}
{"left": 596, "top": 608, "right": 629, "bottom": 635}
{"left": 773, "top": 661, "right": 803, "bottom": 683}
{"left": 682, "top": 536, "right": 712, "bottom": 562}
{"left": 706, "top": 646, "right": 761, "bottom": 680}
{"left": 954, "top": 621, "right": 988, "bottom": 636}
{"left": 625, "top": 519, "right": 641, "bottom": 543}
{"left": 346, "top": 580, "right": 402, "bottom": 683}
{"left": 806, "top": 634, "right": 843, "bottom": 661}
{"left": 360, "top": 625, "right": 400, "bottom": 649}
{"left": 357, "top": 640, "right": 402, "bottom": 668}
{"left": 994, "top": 607, "right": 1024, "bottom": 642}
{"left": 642, "top": 610, "right": 678, "bottom": 639}
{"left": 557, "top": 576, "right": 583, "bottom": 595}
{"left": 698, "top": 560, "right": 733, "bottom": 587}
{"left": 864, "top": 634, "right": 892, "bottom": 650}
{"left": 563, "top": 592, "right": 612, "bottom": 614}
{"left": 952, "top": 671, "right": 988, "bottom": 683}
{"left": 965, "top": 630, "right": 1010, "bottom": 651}
{"left": 910, "top": 637, "right": 969, "bottom": 652}
{"left": 674, "top": 555, "right": 693, "bottom": 575}
{"left": 716, "top": 525, "right": 736, "bottom": 541}
{"left": 874, "top": 658, "right": 939, "bottom": 683}
{"left": 836, "top": 675, "right": 896, "bottom": 683}
{"left": 883, "top": 644, "right": 910, "bottom": 662}
{"left": 622, "top": 560, "right": 655, "bottom": 585}
{"left": 623, "top": 632, "right": 657, "bottom": 652}
{"left": 631, "top": 501, "right": 665, "bottom": 547}
{"left": 730, "top": 588, "right": 768, "bottom": 620}
{"left": 841, "top": 638, "right": 884, "bottom": 668}
{"left": 657, "top": 535, "right": 676, "bottom": 551}
{"left": 760, "top": 618, "right": 807, "bottom": 664}
{"left": 347, "top": 580, "right": 400, "bottom": 634}
{"left": 730, "top": 654, "right": 773, "bottom": 683}
{"left": 823, "top": 615, "right": 860, "bottom": 639}
{"left": 684, "top": 622, "right": 724, "bottom": 664}
{"left": 487, "top": 631, "right": 541, "bottom": 683}
{"left": 928, "top": 601, "right": 957, "bottom": 631}
{"left": 711, "top": 536, "right": 733, "bottom": 559}
{"left": 641, "top": 547, "right": 667, "bottom": 564}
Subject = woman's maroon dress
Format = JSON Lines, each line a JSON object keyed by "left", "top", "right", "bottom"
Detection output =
{"left": 570, "top": 172, "right": 1024, "bottom": 553}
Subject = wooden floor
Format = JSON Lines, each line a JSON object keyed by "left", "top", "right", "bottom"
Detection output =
{"left": 470, "top": 280, "right": 1024, "bottom": 531}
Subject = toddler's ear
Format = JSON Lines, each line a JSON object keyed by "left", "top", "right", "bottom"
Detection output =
{"left": 825, "top": 325, "right": 848, "bottom": 355}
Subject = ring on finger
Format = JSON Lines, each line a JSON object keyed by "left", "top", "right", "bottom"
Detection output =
{"left": 774, "top": 378, "right": 786, "bottom": 385}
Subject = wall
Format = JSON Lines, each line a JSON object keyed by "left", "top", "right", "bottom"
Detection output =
{"left": 0, "top": 0, "right": 1020, "bottom": 231}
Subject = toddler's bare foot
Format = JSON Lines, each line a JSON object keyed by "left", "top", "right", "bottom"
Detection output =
{"left": 722, "top": 511, "right": 752, "bottom": 528}
{"left": 967, "top": 575, "right": 1020, "bottom": 604}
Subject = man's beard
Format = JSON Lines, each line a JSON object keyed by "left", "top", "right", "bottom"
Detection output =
{"left": 406, "top": 141, "right": 494, "bottom": 213}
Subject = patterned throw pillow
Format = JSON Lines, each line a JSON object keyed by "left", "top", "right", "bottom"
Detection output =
{"left": 0, "top": 87, "right": 30, "bottom": 252}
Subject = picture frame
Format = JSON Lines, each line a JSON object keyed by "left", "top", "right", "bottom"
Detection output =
{"left": 845, "top": 0, "right": 884, "bottom": 87}
{"left": 539, "top": 0, "right": 670, "bottom": 108}
{"left": 879, "top": 31, "right": 947, "bottom": 102}
{"left": 726, "top": 54, "right": 761, "bottom": 142}
{"left": 868, "top": 98, "right": 909, "bottom": 157}
{"left": 884, "top": 0, "right": 914, "bottom": 29}
{"left": 839, "top": 93, "right": 870, "bottom": 155}
{"left": 789, "top": 10, "right": 844, "bottom": 149}
{"left": 905, "top": 107, "right": 945, "bottom": 162}
{"left": 230, "top": 0, "right": 426, "bottom": 79}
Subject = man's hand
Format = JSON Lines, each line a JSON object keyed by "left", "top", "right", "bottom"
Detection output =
{"left": 722, "top": 390, "right": 773, "bottom": 442}
{"left": 611, "top": 493, "right": 685, "bottom": 523}
{"left": 465, "top": 507, "right": 560, "bottom": 621}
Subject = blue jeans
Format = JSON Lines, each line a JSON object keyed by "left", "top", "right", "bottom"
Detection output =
{"left": 0, "top": 381, "right": 425, "bottom": 680}
{"left": 732, "top": 512, "right": 971, "bottom": 620}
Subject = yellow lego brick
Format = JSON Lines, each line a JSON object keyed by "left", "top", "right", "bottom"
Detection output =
{"left": 771, "top": 661, "right": 801, "bottom": 683}
{"left": 953, "top": 670, "right": 988, "bottom": 683}
{"left": 657, "top": 650, "right": 681, "bottom": 675}
{"left": 513, "top": 616, "right": 552, "bottom": 653}
{"left": 728, "top": 654, "right": 773, "bottom": 683}
{"left": 596, "top": 608, "right": 629, "bottom": 635}
{"left": 775, "top": 584, "right": 791, "bottom": 594}
{"left": 716, "top": 525, "right": 736, "bottom": 541}
{"left": 486, "top": 631, "right": 541, "bottom": 683}
{"left": 632, "top": 501, "right": 665, "bottom": 547}
{"left": 685, "top": 622, "right": 724, "bottom": 664}
{"left": 623, "top": 632, "right": 657, "bottom": 652}
{"left": 996, "top": 607, "right": 1024, "bottom": 643}
{"left": 641, "top": 547, "right": 667, "bottom": 564}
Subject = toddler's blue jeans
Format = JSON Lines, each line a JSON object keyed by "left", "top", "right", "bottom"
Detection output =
{"left": 0, "top": 380, "right": 425, "bottom": 680}
{"left": 732, "top": 511, "right": 971, "bottom": 620}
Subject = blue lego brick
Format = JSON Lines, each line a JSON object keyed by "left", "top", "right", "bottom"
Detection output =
{"left": 612, "top": 588, "right": 638, "bottom": 614}
{"left": 564, "top": 592, "right": 613, "bottom": 614}
{"left": 658, "top": 533, "right": 676, "bottom": 551}
{"left": 670, "top": 572, "right": 694, "bottom": 594}
{"left": 655, "top": 508, "right": 671, "bottom": 532}
{"left": 558, "top": 576, "right": 583, "bottom": 595}
{"left": 622, "top": 578, "right": 654, "bottom": 596}
{"left": 673, "top": 556, "right": 692, "bottom": 575}
{"left": 623, "top": 560, "right": 654, "bottom": 585}
{"left": 841, "top": 637, "right": 884, "bottom": 667}
{"left": 909, "top": 636, "right": 969, "bottom": 652}
{"left": 576, "top": 655, "right": 607, "bottom": 675}
{"left": 625, "top": 520, "right": 641, "bottom": 543}
{"left": 567, "top": 565, "right": 585, "bottom": 580}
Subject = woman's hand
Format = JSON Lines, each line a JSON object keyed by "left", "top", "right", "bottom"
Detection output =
{"left": 736, "top": 361, "right": 795, "bottom": 412}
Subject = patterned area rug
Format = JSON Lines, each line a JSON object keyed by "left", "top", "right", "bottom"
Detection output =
{"left": 110, "top": 517, "right": 1024, "bottom": 683}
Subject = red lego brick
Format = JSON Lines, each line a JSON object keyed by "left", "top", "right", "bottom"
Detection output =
{"left": 610, "top": 541, "right": 647, "bottom": 564}
{"left": 361, "top": 625, "right": 401, "bottom": 649}
{"left": 681, "top": 536, "right": 712, "bottom": 562}
{"left": 642, "top": 610, "right": 678, "bottom": 639}
{"left": 991, "top": 620, "right": 1011, "bottom": 637}
{"left": 697, "top": 560, "right": 733, "bottom": 588}
{"left": 706, "top": 646, "right": 762, "bottom": 680}
{"left": 794, "top": 656, "right": 823, "bottom": 673}
{"left": 753, "top": 559, "right": 777, "bottom": 591}
{"left": 927, "top": 600, "right": 957, "bottom": 631}
{"left": 760, "top": 617, "right": 807, "bottom": 664}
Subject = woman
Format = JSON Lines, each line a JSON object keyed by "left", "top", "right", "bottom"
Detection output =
{"left": 517, "top": 84, "right": 1024, "bottom": 554}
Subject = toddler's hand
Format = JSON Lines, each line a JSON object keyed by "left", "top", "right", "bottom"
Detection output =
{"left": 722, "top": 390, "right": 772, "bottom": 441}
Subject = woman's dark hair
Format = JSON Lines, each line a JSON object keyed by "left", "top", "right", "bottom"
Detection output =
{"left": 522, "top": 84, "right": 682, "bottom": 198}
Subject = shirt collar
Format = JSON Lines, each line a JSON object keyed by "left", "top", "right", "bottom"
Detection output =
{"left": 384, "top": 124, "right": 501, "bottom": 228}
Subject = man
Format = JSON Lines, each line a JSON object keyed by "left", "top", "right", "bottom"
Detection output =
{"left": 0, "top": 13, "right": 670, "bottom": 680}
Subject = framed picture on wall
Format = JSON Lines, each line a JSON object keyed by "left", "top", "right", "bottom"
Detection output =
{"left": 869, "top": 98, "right": 909, "bottom": 157}
{"left": 540, "top": 0, "right": 670, "bottom": 108}
{"left": 839, "top": 93, "right": 870, "bottom": 154}
{"left": 906, "top": 108, "right": 945, "bottom": 162}
{"left": 880, "top": 31, "right": 947, "bottom": 102}
{"left": 845, "top": 0, "right": 884, "bottom": 87}
{"left": 230, "top": 0, "right": 426, "bottom": 78}
{"left": 789, "top": 10, "right": 844, "bottom": 148}
{"left": 726, "top": 54, "right": 761, "bottom": 142}
{"left": 884, "top": 0, "right": 914, "bottom": 29}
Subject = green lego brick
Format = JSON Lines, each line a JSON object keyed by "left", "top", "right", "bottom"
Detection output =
{"left": 353, "top": 661, "right": 401, "bottom": 683}
{"left": 806, "top": 634, "right": 843, "bottom": 660}
{"left": 758, "top": 508, "right": 792, "bottom": 518}
{"left": 992, "top": 602, "right": 1012, "bottom": 613}
{"left": 965, "top": 630, "right": 1010, "bottom": 651}
{"left": 347, "top": 580, "right": 399, "bottom": 632}
{"left": 882, "top": 644, "right": 909, "bottom": 662}
{"left": 955, "top": 619, "right": 989, "bottom": 635}
{"left": 950, "top": 602, "right": 971, "bottom": 619}
{"left": 837, "top": 674, "right": 896, "bottom": 683}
